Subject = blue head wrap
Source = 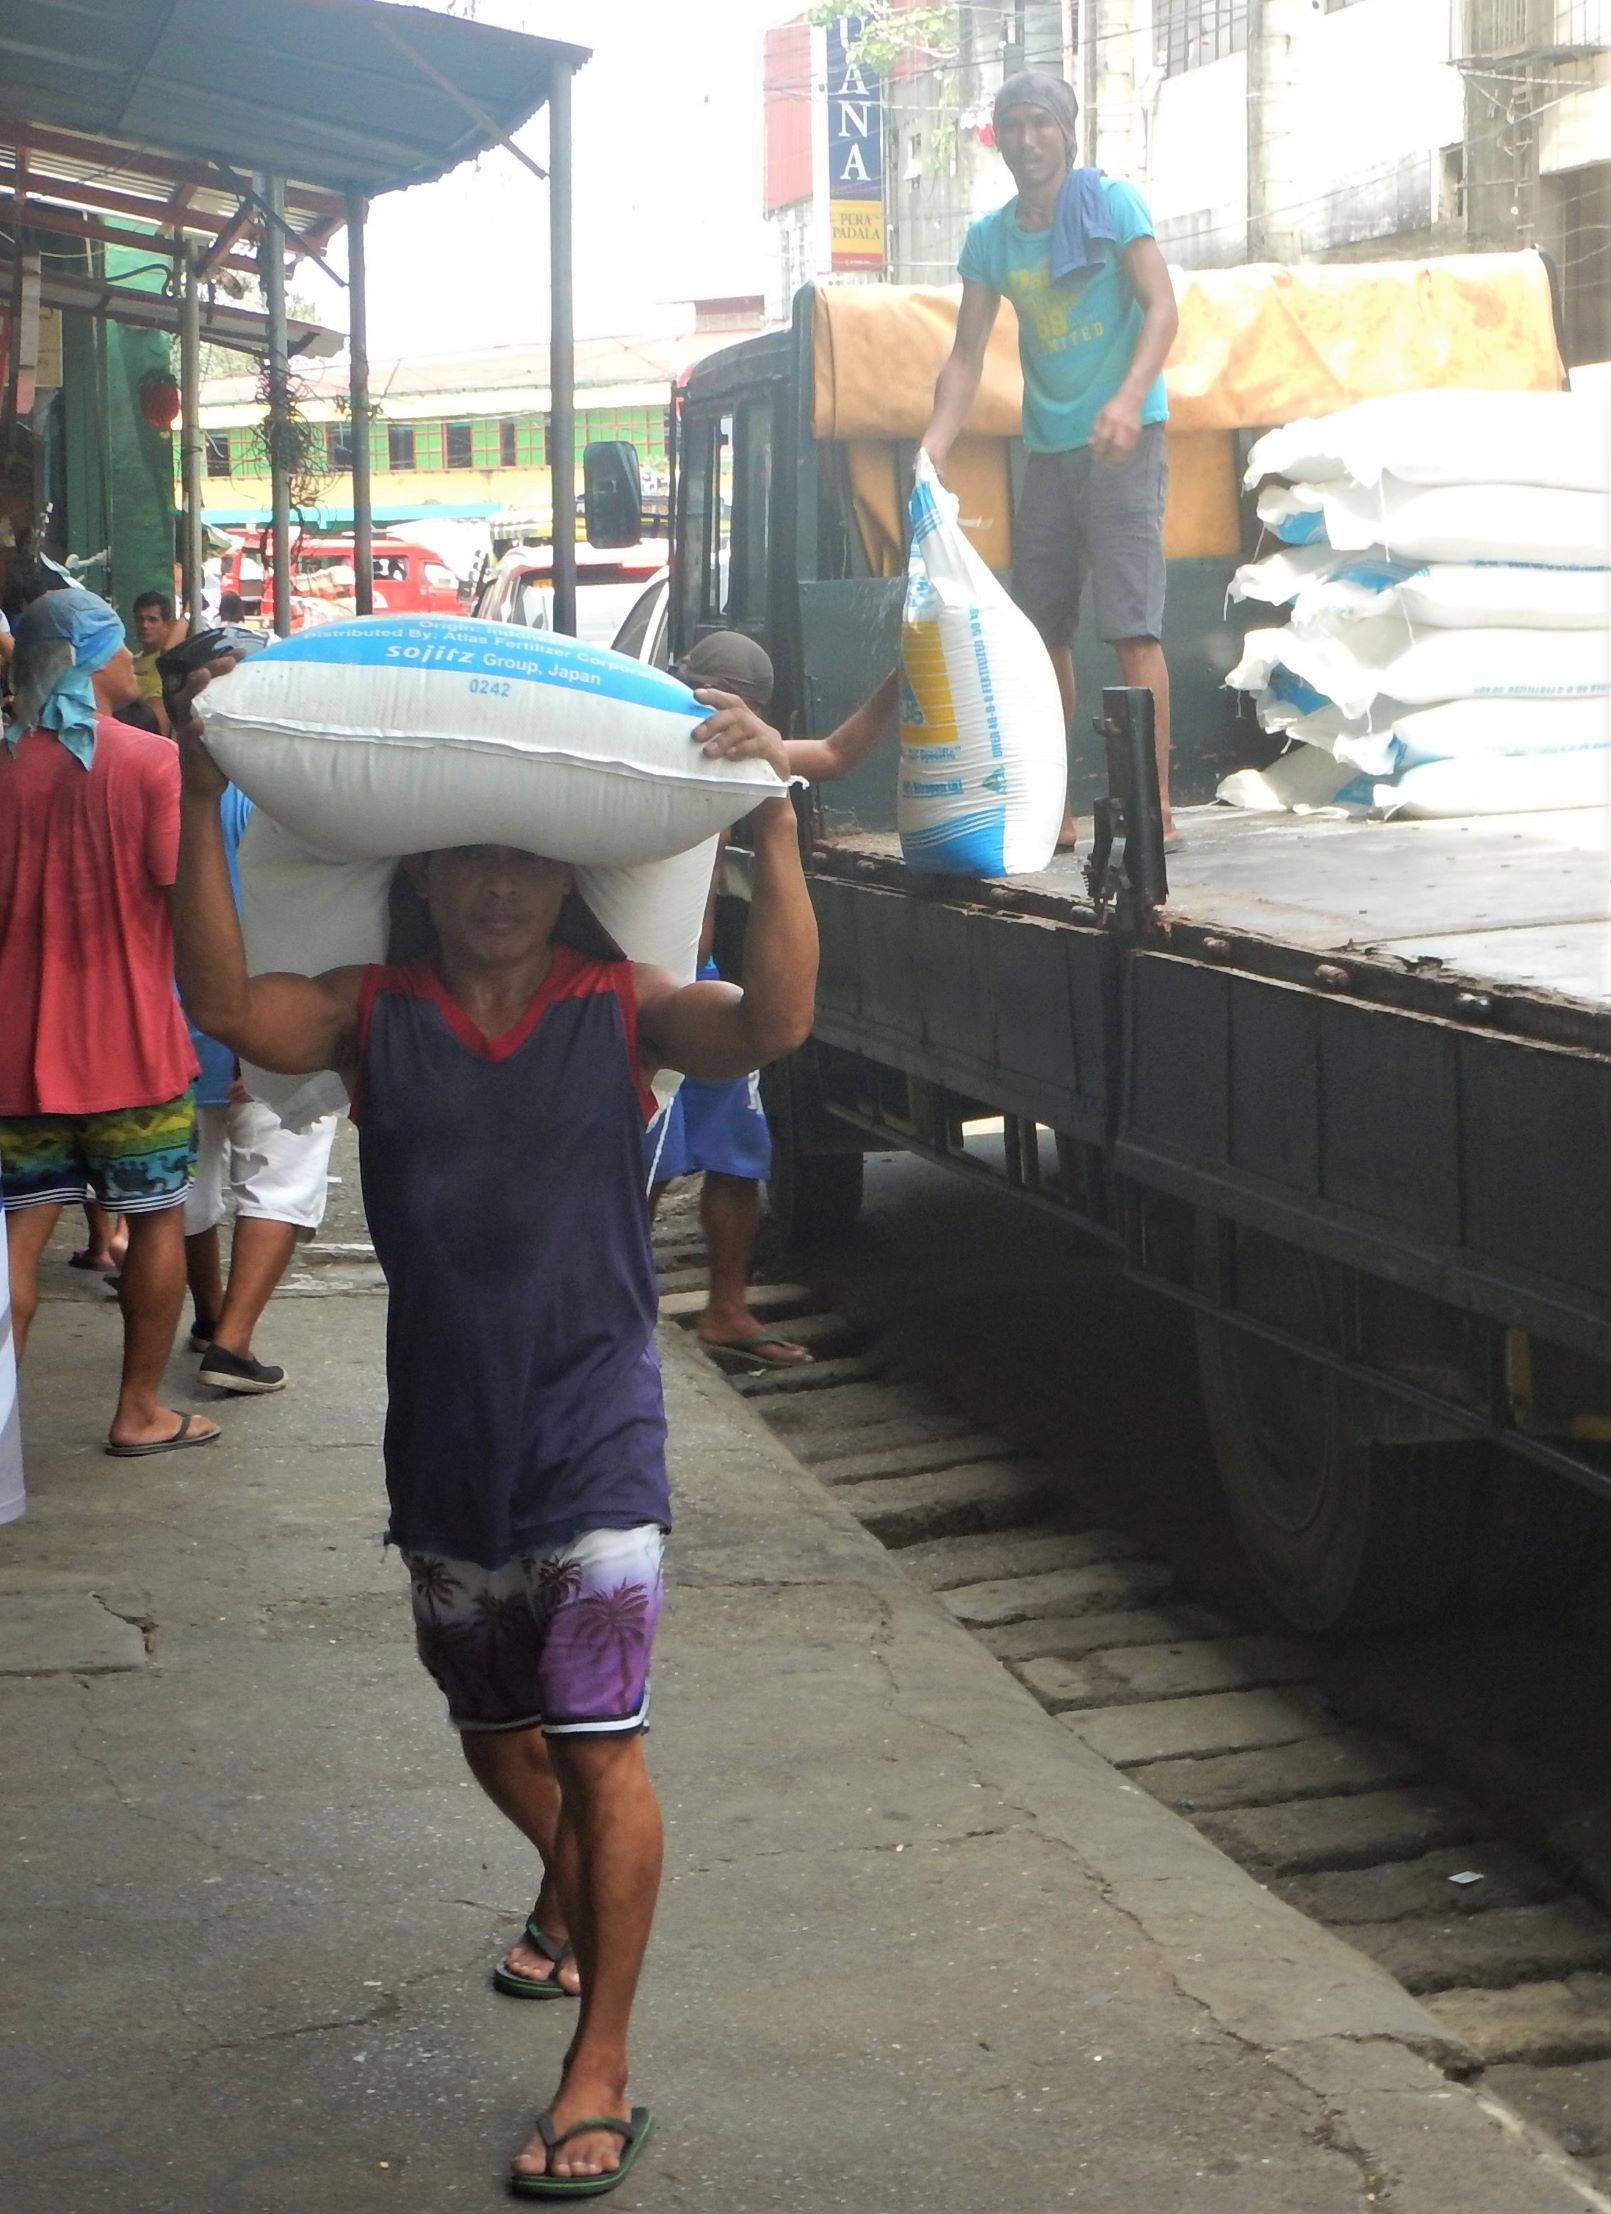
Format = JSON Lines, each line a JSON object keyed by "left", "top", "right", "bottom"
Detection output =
{"left": 6, "top": 586, "right": 128, "bottom": 769}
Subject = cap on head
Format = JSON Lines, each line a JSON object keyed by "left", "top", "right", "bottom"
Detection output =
{"left": 993, "top": 69, "right": 1078, "bottom": 155}
{"left": 678, "top": 629, "right": 775, "bottom": 711}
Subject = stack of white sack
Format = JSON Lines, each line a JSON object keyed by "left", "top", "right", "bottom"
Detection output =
{"left": 196, "top": 615, "right": 793, "bottom": 1127}
{"left": 1220, "top": 391, "right": 1610, "bottom": 818}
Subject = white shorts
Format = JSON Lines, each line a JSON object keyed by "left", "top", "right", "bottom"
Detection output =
{"left": 184, "top": 1101, "right": 338, "bottom": 1238}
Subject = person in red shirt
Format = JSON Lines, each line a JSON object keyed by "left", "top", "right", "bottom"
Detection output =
{"left": 0, "top": 587, "right": 219, "bottom": 1456}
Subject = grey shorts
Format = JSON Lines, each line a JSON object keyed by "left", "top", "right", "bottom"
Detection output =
{"left": 1011, "top": 426, "right": 1169, "bottom": 647}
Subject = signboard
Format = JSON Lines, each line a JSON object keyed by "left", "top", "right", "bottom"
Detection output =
{"left": 825, "top": 17, "right": 884, "bottom": 273}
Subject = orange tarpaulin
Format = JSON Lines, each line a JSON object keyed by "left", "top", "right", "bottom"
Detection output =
{"left": 811, "top": 251, "right": 1564, "bottom": 443}
{"left": 844, "top": 425, "right": 1244, "bottom": 579}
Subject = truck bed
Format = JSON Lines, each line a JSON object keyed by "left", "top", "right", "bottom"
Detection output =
{"left": 815, "top": 804, "right": 1611, "bottom": 1024}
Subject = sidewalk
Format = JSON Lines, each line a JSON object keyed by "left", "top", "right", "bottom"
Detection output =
{"left": 1, "top": 1256, "right": 1602, "bottom": 2214}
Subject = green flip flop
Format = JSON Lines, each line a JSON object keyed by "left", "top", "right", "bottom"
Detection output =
{"left": 492, "top": 1917, "right": 575, "bottom": 2001}
{"left": 510, "top": 2107, "right": 654, "bottom": 2199}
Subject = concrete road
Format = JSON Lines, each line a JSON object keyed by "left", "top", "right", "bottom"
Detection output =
{"left": 1, "top": 1213, "right": 1602, "bottom": 2214}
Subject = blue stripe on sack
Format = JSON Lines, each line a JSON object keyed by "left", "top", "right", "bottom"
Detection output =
{"left": 1330, "top": 557, "right": 1420, "bottom": 591}
{"left": 965, "top": 605, "right": 1005, "bottom": 759}
{"left": 259, "top": 617, "right": 706, "bottom": 721}
{"left": 1269, "top": 666, "right": 1330, "bottom": 715}
{"left": 1273, "top": 512, "right": 1326, "bottom": 547}
{"left": 900, "top": 806, "right": 1004, "bottom": 850}
{"left": 901, "top": 819, "right": 1008, "bottom": 874}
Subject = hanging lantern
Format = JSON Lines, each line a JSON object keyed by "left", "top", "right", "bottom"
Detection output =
{"left": 139, "top": 370, "right": 182, "bottom": 431}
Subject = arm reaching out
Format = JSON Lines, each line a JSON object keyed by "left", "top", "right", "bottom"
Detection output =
{"left": 171, "top": 663, "right": 364, "bottom": 1083}
{"left": 921, "top": 280, "right": 1000, "bottom": 475}
{"left": 785, "top": 670, "right": 899, "bottom": 783}
{"left": 692, "top": 673, "right": 900, "bottom": 787}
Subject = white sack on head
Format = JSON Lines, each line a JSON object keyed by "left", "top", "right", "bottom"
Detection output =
{"left": 1245, "top": 391, "right": 1610, "bottom": 494}
{"left": 236, "top": 812, "right": 721, "bottom": 1127}
{"left": 898, "top": 453, "right": 1066, "bottom": 876}
{"left": 198, "top": 614, "right": 789, "bottom": 867}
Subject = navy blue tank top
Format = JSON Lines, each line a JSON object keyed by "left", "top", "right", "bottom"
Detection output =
{"left": 355, "top": 950, "right": 670, "bottom": 1570}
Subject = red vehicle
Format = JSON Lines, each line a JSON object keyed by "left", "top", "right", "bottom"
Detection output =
{"left": 255, "top": 534, "right": 465, "bottom": 629}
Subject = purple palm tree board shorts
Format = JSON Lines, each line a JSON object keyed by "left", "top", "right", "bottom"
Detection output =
{"left": 403, "top": 1524, "right": 666, "bottom": 1735}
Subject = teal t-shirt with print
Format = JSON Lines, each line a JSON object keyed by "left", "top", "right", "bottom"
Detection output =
{"left": 958, "top": 178, "right": 1169, "bottom": 454}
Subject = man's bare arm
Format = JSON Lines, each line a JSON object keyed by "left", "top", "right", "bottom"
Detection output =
{"left": 784, "top": 670, "right": 900, "bottom": 784}
{"left": 1090, "top": 239, "right": 1179, "bottom": 464}
{"left": 920, "top": 280, "right": 1000, "bottom": 474}
{"left": 171, "top": 666, "right": 364, "bottom": 1081}
{"left": 635, "top": 799, "right": 816, "bottom": 1083}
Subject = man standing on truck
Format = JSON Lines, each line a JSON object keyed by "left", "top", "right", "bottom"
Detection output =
{"left": 920, "top": 71, "right": 1180, "bottom": 844}
{"left": 171, "top": 654, "right": 817, "bottom": 2195}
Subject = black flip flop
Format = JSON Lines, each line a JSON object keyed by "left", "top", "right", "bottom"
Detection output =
{"left": 105, "top": 1412, "right": 221, "bottom": 1459}
{"left": 67, "top": 1250, "right": 119, "bottom": 1275}
{"left": 493, "top": 1918, "right": 576, "bottom": 2000}
{"left": 700, "top": 1332, "right": 812, "bottom": 1371}
{"left": 510, "top": 2108, "right": 654, "bottom": 2199}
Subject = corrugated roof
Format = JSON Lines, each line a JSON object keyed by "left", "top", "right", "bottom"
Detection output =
{"left": 0, "top": 0, "right": 588, "bottom": 200}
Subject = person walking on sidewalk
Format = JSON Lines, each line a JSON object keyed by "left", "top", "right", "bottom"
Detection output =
{"left": 182, "top": 784, "right": 338, "bottom": 1394}
{"left": 171, "top": 660, "right": 816, "bottom": 2196}
{"left": 921, "top": 69, "right": 1180, "bottom": 844}
{"left": 0, "top": 589, "right": 218, "bottom": 1458}
{"left": 652, "top": 635, "right": 902, "bottom": 1368}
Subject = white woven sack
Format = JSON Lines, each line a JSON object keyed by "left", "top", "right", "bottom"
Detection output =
{"left": 1265, "top": 614, "right": 1609, "bottom": 721}
{"left": 198, "top": 614, "right": 787, "bottom": 867}
{"left": 1292, "top": 560, "right": 1609, "bottom": 631}
{"left": 1340, "top": 747, "right": 1610, "bottom": 819}
{"left": 1246, "top": 391, "right": 1610, "bottom": 495}
{"left": 898, "top": 453, "right": 1065, "bottom": 876}
{"left": 1292, "top": 478, "right": 1609, "bottom": 566}
{"left": 1228, "top": 545, "right": 1350, "bottom": 608}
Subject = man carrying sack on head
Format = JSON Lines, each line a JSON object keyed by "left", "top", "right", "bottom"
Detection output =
{"left": 170, "top": 651, "right": 817, "bottom": 2199}
{"left": 921, "top": 70, "right": 1180, "bottom": 846}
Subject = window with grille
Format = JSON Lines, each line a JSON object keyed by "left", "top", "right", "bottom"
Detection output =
{"left": 387, "top": 422, "right": 416, "bottom": 470}
{"left": 325, "top": 422, "right": 353, "bottom": 472}
{"left": 204, "top": 432, "right": 232, "bottom": 478}
{"left": 1159, "top": 0, "right": 1247, "bottom": 74}
{"left": 500, "top": 418, "right": 519, "bottom": 467}
{"left": 445, "top": 420, "right": 474, "bottom": 469}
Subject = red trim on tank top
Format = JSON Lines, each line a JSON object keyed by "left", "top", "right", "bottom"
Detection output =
{"left": 356, "top": 950, "right": 656, "bottom": 1118}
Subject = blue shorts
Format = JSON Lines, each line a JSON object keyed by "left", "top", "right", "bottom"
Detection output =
{"left": 648, "top": 1070, "right": 772, "bottom": 1185}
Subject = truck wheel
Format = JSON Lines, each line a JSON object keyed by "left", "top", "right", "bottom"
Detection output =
{"left": 1193, "top": 1267, "right": 1477, "bottom": 1633}
{"left": 765, "top": 1142, "right": 865, "bottom": 1249}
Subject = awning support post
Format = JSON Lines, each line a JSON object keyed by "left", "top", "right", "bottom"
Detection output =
{"left": 548, "top": 61, "right": 576, "bottom": 637}
{"left": 179, "top": 241, "right": 205, "bottom": 633}
{"left": 346, "top": 188, "right": 373, "bottom": 616}
{"left": 262, "top": 175, "right": 293, "bottom": 639}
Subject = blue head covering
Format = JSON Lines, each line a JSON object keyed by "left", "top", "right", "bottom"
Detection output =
{"left": 6, "top": 586, "right": 128, "bottom": 769}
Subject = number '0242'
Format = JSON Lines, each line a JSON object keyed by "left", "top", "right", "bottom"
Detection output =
{"left": 468, "top": 677, "right": 511, "bottom": 697}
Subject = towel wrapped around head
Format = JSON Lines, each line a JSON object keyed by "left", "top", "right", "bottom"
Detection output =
{"left": 993, "top": 70, "right": 1078, "bottom": 153}
{"left": 6, "top": 585, "right": 128, "bottom": 769}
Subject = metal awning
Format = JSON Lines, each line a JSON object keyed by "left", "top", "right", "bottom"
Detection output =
{"left": 0, "top": 0, "right": 590, "bottom": 636}
{"left": 36, "top": 265, "right": 342, "bottom": 357}
{"left": 0, "top": 0, "right": 588, "bottom": 199}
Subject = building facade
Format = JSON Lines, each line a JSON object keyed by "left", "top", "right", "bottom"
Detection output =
{"left": 836, "top": 0, "right": 1608, "bottom": 362}
{"left": 191, "top": 321, "right": 762, "bottom": 535}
